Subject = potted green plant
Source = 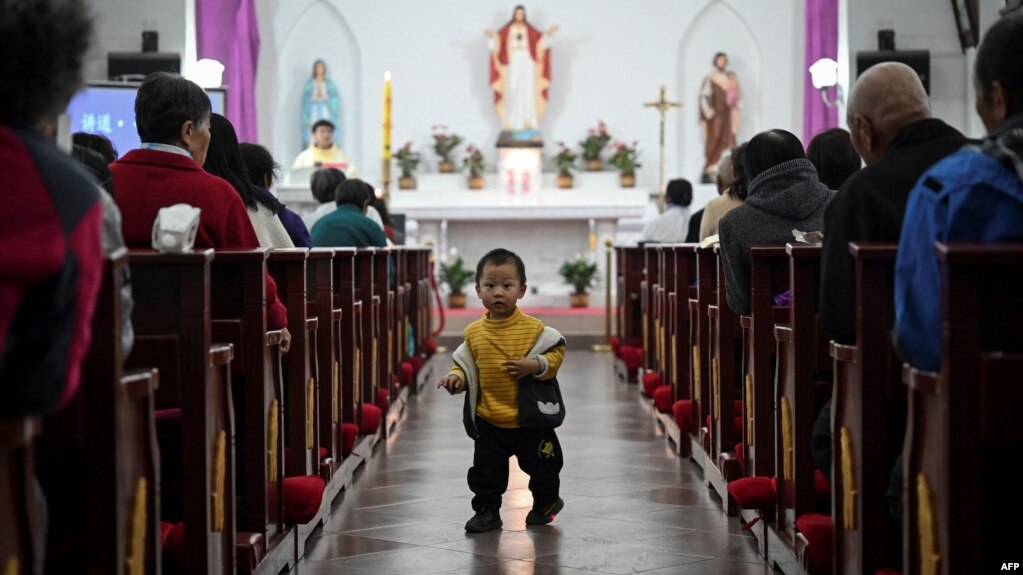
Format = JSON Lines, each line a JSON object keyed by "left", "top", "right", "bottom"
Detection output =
{"left": 439, "top": 255, "right": 475, "bottom": 308}
{"left": 553, "top": 142, "right": 577, "bottom": 188}
{"left": 394, "top": 141, "right": 421, "bottom": 189}
{"left": 579, "top": 120, "right": 611, "bottom": 171}
{"left": 463, "top": 144, "right": 485, "bottom": 190}
{"left": 609, "top": 140, "right": 641, "bottom": 188}
{"left": 559, "top": 256, "right": 599, "bottom": 308}
{"left": 432, "top": 125, "right": 463, "bottom": 173}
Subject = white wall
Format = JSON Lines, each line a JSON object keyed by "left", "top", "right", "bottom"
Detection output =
{"left": 838, "top": 0, "right": 1004, "bottom": 139}
{"left": 255, "top": 0, "right": 805, "bottom": 198}
{"left": 84, "top": 0, "right": 191, "bottom": 81}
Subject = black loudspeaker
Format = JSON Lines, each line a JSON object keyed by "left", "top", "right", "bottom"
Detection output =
{"left": 856, "top": 49, "right": 930, "bottom": 94}
{"left": 142, "top": 31, "right": 158, "bottom": 53}
{"left": 878, "top": 29, "right": 895, "bottom": 51}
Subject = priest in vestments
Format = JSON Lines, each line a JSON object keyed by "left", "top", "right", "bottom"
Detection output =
{"left": 487, "top": 5, "right": 557, "bottom": 132}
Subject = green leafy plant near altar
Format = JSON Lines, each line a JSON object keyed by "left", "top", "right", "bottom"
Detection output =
{"left": 609, "top": 140, "right": 641, "bottom": 187}
{"left": 394, "top": 141, "right": 421, "bottom": 189}
{"left": 579, "top": 120, "right": 611, "bottom": 171}
{"left": 463, "top": 144, "right": 486, "bottom": 189}
{"left": 559, "top": 255, "right": 599, "bottom": 307}
{"left": 439, "top": 254, "right": 475, "bottom": 308}
{"left": 432, "top": 125, "right": 463, "bottom": 173}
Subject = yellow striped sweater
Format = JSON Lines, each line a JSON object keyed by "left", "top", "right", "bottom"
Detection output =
{"left": 450, "top": 307, "right": 565, "bottom": 427}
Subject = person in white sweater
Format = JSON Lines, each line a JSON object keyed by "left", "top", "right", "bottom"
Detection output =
{"left": 204, "top": 114, "right": 294, "bottom": 248}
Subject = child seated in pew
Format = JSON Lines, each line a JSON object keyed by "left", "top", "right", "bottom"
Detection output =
{"left": 438, "top": 249, "right": 568, "bottom": 533}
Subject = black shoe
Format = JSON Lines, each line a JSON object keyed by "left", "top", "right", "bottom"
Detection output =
{"left": 525, "top": 498, "right": 564, "bottom": 526}
{"left": 465, "top": 508, "right": 502, "bottom": 533}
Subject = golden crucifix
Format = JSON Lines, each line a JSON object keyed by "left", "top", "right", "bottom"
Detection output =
{"left": 644, "top": 84, "right": 682, "bottom": 212}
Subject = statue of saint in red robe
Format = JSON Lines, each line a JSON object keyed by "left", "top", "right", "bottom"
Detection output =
{"left": 699, "top": 52, "right": 741, "bottom": 183}
{"left": 485, "top": 5, "right": 558, "bottom": 135}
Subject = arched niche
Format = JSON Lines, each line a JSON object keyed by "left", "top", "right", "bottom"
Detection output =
{"left": 677, "top": 0, "right": 761, "bottom": 184}
{"left": 273, "top": 1, "right": 362, "bottom": 176}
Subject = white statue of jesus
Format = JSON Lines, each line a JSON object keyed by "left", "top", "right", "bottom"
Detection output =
{"left": 485, "top": 5, "right": 558, "bottom": 133}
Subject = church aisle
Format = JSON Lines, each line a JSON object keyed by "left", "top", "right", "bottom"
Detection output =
{"left": 296, "top": 351, "right": 773, "bottom": 574}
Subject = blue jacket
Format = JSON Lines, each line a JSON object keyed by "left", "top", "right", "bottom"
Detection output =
{"left": 894, "top": 115, "right": 1023, "bottom": 370}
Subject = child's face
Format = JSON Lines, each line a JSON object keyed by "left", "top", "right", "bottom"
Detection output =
{"left": 476, "top": 262, "right": 527, "bottom": 320}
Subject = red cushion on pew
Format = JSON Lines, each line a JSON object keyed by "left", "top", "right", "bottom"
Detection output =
{"left": 400, "top": 361, "right": 415, "bottom": 386}
{"left": 407, "top": 354, "right": 424, "bottom": 375}
{"left": 673, "top": 400, "right": 692, "bottom": 432}
{"left": 610, "top": 336, "right": 622, "bottom": 356}
{"left": 795, "top": 512, "right": 834, "bottom": 575}
{"left": 621, "top": 346, "right": 643, "bottom": 370}
{"left": 155, "top": 408, "right": 182, "bottom": 422}
{"left": 641, "top": 372, "right": 662, "bottom": 397}
{"left": 735, "top": 442, "right": 744, "bottom": 474}
{"left": 727, "top": 476, "right": 776, "bottom": 509}
{"left": 162, "top": 522, "right": 185, "bottom": 574}
{"left": 425, "top": 339, "right": 437, "bottom": 356}
{"left": 160, "top": 521, "right": 175, "bottom": 548}
{"left": 652, "top": 385, "right": 673, "bottom": 413}
{"left": 360, "top": 403, "right": 382, "bottom": 435}
{"left": 341, "top": 423, "right": 359, "bottom": 456}
{"left": 377, "top": 388, "right": 390, "bottom": 412}
{"left": 283, "top": 475, "right": 326, "bottom": 525}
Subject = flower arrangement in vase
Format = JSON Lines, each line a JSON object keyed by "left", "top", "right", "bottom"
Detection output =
{"left": 609, "top": 140, "right": 641, "bottom": 188}
{"left": 558, "top": 255, "right": 599, "bottom": 308}
{"left": 394, "top": 141, "right": 421, "bottom": 189}
{"left": 463, "top": 144, "right": 485, "bottom": 190}
{"left": 579, "top": 120, "right": 611, "bottom": 171}
{"left": 553, "top": 142, "right": 577, "bottom": 188}
{"left": 432, "top": 125, "right": 463, "bottom": 173}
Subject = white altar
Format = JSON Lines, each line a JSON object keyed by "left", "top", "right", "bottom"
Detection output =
{"left": 391, "top": 172, "right": 648, "bottom": 298}
{"left": 276, "top": 171, "right": 653, "bottom": 300}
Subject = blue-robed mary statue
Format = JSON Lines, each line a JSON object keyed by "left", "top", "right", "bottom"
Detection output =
{"left": 301, "top": 59, "right": 341, "bottom": 148}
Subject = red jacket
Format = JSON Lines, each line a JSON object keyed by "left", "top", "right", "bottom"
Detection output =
{"left": 0, "top": 126, "right": 104, "bottom": 416}
{"left": 111, "top": 149, "right": 288, "bottom": 328}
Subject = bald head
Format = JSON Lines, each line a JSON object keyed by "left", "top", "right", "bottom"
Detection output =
{"left": 847, "top": 62, "right": 930, "bottom": 163}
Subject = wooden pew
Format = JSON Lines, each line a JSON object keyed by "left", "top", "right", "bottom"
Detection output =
{"left": 267, "top": 249, "right": 333, "bottom": 557}
{"left": 688, "top": 246, "right": 716, "bottom": 460}
{"left": 328, "top": 248, "right": 365, "bottom": 485}
{"left": 208, "top": 250, "right": 293, "bottom": 575}
{"left": 830, "top": 243, "right": 903, "bottom": 575}
{"left": 1, "top": 417, "right": 42, "bottom": 575}
{"left": 332, "top": 249, "right": 360, "bottom": 433}
{"left": 667, "top": 245, "right": 697, "bottom": 456}
{"left": 38, "top": 249, "right": 161, "bottom": 575}
{"left": 740, "top": 246, "right": 789, "bottom": 479}
{"left": 373, "top": 249, "right": 404, "bottom": 437}
{"left": 706, "top": 245, "right": 742, "bottom": 512}
{"left": 127, "top": 250, "right": 235, "bottom": 575}
{"left": 768, "top": 244, "right": 830, "bottom": 575}
{"left": 307, "top": 248, "right": 341, "bottom": 482}
{"left": 641, "top": 245, "right": 661, "bottom": 375}
{"left": 267, "top": 250, "right": 319, "bottom": 480}
{"left": 354, "top": 250, "right": 380, "bottom": 439}
{"left": 903, "top": 243, "right": 1023, "bottom": 575}
{"left": 615, "top": 246, "right": 644, "bottom": 383}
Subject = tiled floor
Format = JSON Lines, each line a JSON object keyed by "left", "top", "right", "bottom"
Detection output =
{"left": 297, "top": 351, "right": 774, "bottom": 574}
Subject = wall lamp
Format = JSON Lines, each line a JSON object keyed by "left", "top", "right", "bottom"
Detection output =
{"left": 809, "top": 57, "right": 843, "bottom": 107}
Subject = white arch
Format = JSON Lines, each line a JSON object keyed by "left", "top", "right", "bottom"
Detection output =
{"left": 273, "top": 1, "right": 363, "bottom": 177}
{"left": 677, "top": 0, "right": 761, "bottom": 185}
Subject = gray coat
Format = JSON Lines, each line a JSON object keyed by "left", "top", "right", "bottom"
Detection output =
{"left": 718, "top": 159, "right": 835, "bottom": 315}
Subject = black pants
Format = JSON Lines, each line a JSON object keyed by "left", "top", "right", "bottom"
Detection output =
{"left": 469, "top": 416, "right": 563, "bottom": 512}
